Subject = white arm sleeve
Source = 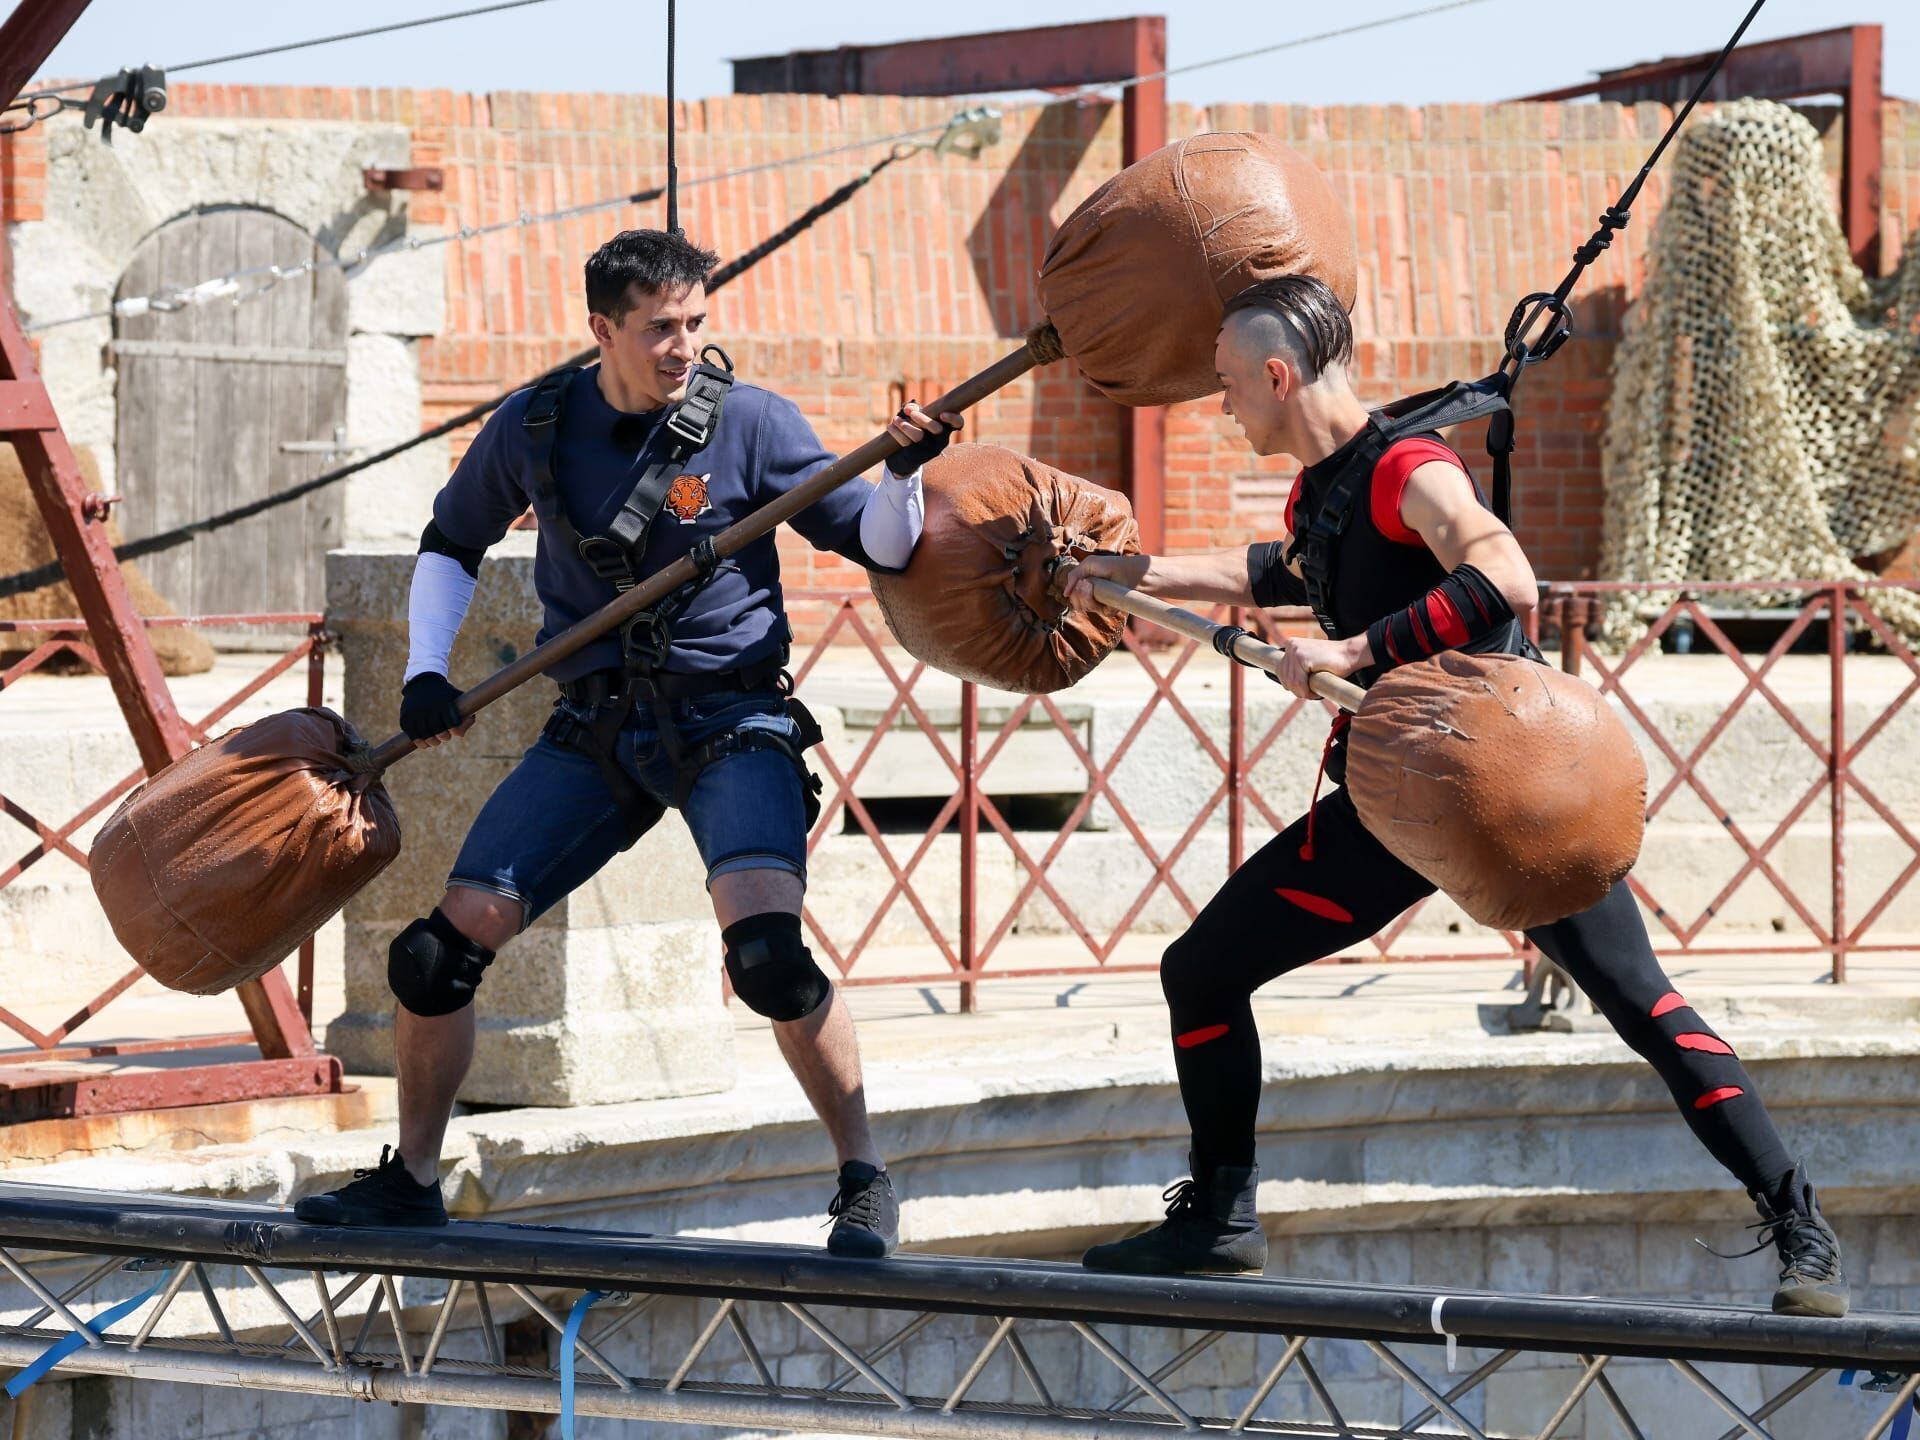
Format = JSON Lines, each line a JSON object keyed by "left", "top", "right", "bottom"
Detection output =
{"left": 404, "top": 551, "right": 478, "bottom": 682}
{"left": 858, "top": 466, "right": 925, "bottom": 570}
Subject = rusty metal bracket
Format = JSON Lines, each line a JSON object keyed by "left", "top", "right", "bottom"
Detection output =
{"left": 363, "top": 166, "right": 445, "bottom": 193}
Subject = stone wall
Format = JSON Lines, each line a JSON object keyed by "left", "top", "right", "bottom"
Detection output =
{"left": 4, "top": 112, "right": 448, "bottom": 550}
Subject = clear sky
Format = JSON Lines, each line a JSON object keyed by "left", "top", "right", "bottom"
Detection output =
{"left": 23, "top": 1, "right": 1920, "bottom": 108}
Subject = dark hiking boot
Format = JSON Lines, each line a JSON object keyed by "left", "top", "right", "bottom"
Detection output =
{"left": 1082, "top": 1162, "right": 1266, "bottom": 1275}
{"left": 826, "top": 1161, "right": 899, "bottom": 1258}
{"left": 1753, "top": 1161, "right": 1848, "bottom": 1318}
{"left": 294, "top": 1146, "right": 448, "bottom": 1228}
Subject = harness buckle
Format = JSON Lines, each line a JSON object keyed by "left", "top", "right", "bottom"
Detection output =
{"left": 665, "top": 364, "right": 733, "bottom": 449}
{"left": 577, "top": 536, "right": 637, "bottom": 589}
{"left": 620, "top": 610, "right": 674, "bottom": 673}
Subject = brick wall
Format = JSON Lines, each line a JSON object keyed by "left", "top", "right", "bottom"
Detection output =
{"left": 8, "top": 86, "right": 1919, "bottom": 583}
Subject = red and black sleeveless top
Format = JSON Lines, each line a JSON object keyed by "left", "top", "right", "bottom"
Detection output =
{"left": 1254, "top": 421, "right": 1530, "bottom": 686}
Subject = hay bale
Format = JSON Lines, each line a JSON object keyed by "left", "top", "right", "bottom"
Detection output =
{"left": 0, "top": 443, "right": 214, "bottom": 676}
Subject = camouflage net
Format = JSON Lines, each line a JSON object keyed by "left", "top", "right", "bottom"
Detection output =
{"left": 1600, "top": 98, "right": 1920, "bottom": 649}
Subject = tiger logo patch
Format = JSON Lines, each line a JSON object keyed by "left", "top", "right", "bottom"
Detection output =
{"left": 665, "top": 473, "right": 712, "bottom": 523}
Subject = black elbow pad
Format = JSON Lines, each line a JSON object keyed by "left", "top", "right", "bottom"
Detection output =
{"left": 419, "top": 520, "right": 485, "bottom": 579}
{"left": 1247, "top": 542, "right": 1308, "bottom": 609}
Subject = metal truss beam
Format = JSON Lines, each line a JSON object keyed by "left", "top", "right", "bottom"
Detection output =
{"left": 0, "top": 1183, "right": 1916, "bottom": 1440}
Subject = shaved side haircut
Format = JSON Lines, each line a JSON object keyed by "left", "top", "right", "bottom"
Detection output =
{"left": 1221, "top": 275, "right": 1355, "bottom": 383}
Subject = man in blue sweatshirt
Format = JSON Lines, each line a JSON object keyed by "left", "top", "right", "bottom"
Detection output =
{"left": 296, "top": 228, "right": 957, "bottom": 1257}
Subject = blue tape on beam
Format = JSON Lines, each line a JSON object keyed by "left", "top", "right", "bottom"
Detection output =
{"left": 560, "top": 1289, "right": 607, "bottom": 1440}
{"left": 6, "top": 1269, "right": 173, "bottom": 1398}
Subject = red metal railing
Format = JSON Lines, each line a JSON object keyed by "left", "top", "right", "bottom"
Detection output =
{"left": 0, "top": 614, "right": 339, "bottom": 1103}
{"left": 784, "top": 579, "right": 1920, "bottom": 1002}
{"left": 1550, "top": 580, "right": 1920, "bottom": 983}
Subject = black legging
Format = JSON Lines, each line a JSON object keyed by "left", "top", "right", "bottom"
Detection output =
{"left": 1163, "top": 785, "right": 1795, "bottom": 1198}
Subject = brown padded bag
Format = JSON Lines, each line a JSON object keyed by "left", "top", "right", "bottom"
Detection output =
{"left": 869, "top": 444, "right": 1140, "bottom": 694}
{"left": 90, "top": 708, "right": 401, "bottom": 994}
{"left": 1038, "top": 132, "right": 1357, "bottom": 408}
{"left": 1344, "top": 652, "right": 1647, "bottom": 932}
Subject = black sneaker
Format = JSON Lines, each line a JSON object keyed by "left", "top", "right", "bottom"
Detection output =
{"left": 293, "top": 1146, "right": 448, "bottom": 1228}
{"left": 1754, "top": 1161, "right": 1848, "bottom": 1318}
{"left": 1082, "top": 1161, "right": 1266, "bottom": 1276}
{"left": 825, "top": 1161, "right": 899, "bottom": 1258}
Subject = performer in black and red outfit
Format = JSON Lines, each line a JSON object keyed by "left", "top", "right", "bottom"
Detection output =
{"left": 1061, "top": 276, "right": 1846, "bottom": 1317}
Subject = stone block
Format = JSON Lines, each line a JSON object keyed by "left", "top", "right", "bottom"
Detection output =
{"left": 343, "top": 334, "right": 446, "bottom": 546}
{"left": 325, "top": 550, "right": 735, "bottom": 1107}
{"left": 347, "top": 234, "right": 447, "bottom": 338}
{"left": 1410, "top": 1226, "right": 1488, "bottom": 1289}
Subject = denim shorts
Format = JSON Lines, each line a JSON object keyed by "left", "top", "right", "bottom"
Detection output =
{"left": 448, "top": 687, "right": 809, "bottom": 927}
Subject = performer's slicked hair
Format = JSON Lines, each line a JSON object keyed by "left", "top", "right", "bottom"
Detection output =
{"left": 1221, "top": 275, "right": 1354, "bottom": 382}
{"left": 586, "top": 228, "right": 719, "bottom": 321}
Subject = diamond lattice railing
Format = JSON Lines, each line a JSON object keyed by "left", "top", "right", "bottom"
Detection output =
{"left": 0, "top": 615, "right": 329, "bottom": 1060}
{"left": 780, "top": 581, "right": 1920, "bottom": 994}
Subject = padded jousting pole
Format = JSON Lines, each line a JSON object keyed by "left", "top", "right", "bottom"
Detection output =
{"left": 360, "top": 323, "right": 1066, "bottom": 770}
{"left": 1060, "top": 564, "right": 1365, "bottom": 712}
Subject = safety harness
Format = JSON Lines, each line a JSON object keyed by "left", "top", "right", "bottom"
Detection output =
{"left": 523, "top": 349, "right": 824, "bottom": 845}
{"left": 1284, "top": 376, "right": 1513, "bottom": 640}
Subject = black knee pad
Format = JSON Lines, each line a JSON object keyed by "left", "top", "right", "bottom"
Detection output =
{"left": 723, "top": 912, "right": 828, "bottom": 1021}
{"left": 388, "top": 908, "right": 495, "bottom": 1017}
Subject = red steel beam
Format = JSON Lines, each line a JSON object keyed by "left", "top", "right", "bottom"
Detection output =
{"left": 1517, "top": 24, "right": 1884, "bottom": 274}
{"left": 1119, "top": 18, "right": 1167, "bottom": 553}
{"left": 1844, "top": 26, "right": 1884, "bottom": 275}
{"left": 0, "top": 303, "right": 193, "bottom": 772}
{"left": 1519, "top": 25, "right": 1863, "bottom": 104}
{"left": 732, "top": 17, "right": 1163, "bottom": 96}
{"left": 0, "top": 1056, "right": 342, "bottom": 1124}
{"left": 0, "top": 0, "right": 93, "bottom": 112}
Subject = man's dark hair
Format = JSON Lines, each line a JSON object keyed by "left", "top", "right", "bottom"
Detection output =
{"left": 585, "top": 229, "right": 718, "bottom": 321}
{"left": 1220, "top": 275, "right": 1354, "bottom": 380}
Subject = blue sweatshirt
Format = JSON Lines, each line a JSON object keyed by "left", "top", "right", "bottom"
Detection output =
{"left": 433, "top": 364, "right": 881, "bottom": 682}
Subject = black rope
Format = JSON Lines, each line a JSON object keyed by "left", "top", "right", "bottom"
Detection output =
{"left": 19, "top": 0, "right": 559, "bottom": 103}
{"left": 1498, "top": 0, "right": 1769, "bottom": 377}
{"left": 706, "top": 152, "right": 901, "bottom": 289}
{"left": 0, "top": 156, "right": 902, "bottom": 602}
{"left": 665, "top": 0, "right": 679, "bottom": 235}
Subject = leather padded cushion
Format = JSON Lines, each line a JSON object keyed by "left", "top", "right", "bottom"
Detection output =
{"left": 90, "top": 708, "right": 402, "bottom": 994}
{"left": 1344, "top": 652, "right": 1648, "bottom": 931}
{"left": 1038, "top": 132, "right": 1357, "bottom": 408}
{"left": 869, "top": 444, "right": 1141, "bottom": 695}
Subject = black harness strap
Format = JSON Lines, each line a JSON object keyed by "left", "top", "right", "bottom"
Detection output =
{"left": 521, "top": 347, "right": 830, "bottom": 839}
{"left": 522, "top": 346, "right": 736, "bottom": 596}
{"left": 1285, "top": 375, "right": 1515, "bottom": 637}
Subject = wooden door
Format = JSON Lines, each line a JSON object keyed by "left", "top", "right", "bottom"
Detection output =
{"left": 113, "top": 208, "right": 348, "bottom": 628}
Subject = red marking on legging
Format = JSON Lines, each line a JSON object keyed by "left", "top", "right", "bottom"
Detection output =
{"left": 1650, "top": 991, "right": 1687, "bottom": 1018}
{"left": 1177, "top": 1024, "right": 1230, "bottom": 1049}
{"left": 1675, "top": 1032, "right": 1734, "bottom": 1056}
{"left": 1694, "top": 1086, "right": 1745, "bottom": 1110}
{"left": 1276, "top": 888, "right": 1355, "bottom": 923}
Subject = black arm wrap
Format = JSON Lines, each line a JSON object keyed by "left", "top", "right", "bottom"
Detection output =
{"left": 419, "top": 519, "right": 486, "bottom": 579}
{"left": 1364, "top": 562, "right": 1514, "bottom": 672}
{"left": 1247, "top": 541, "right": 1309, "bottom": 609}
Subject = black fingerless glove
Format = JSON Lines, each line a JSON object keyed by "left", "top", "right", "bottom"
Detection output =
{"left": 886, "top": 414, "right": 953, "bottom": 476}
{"left": 399, "top": 672, "right": 465, "bottom": 740}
